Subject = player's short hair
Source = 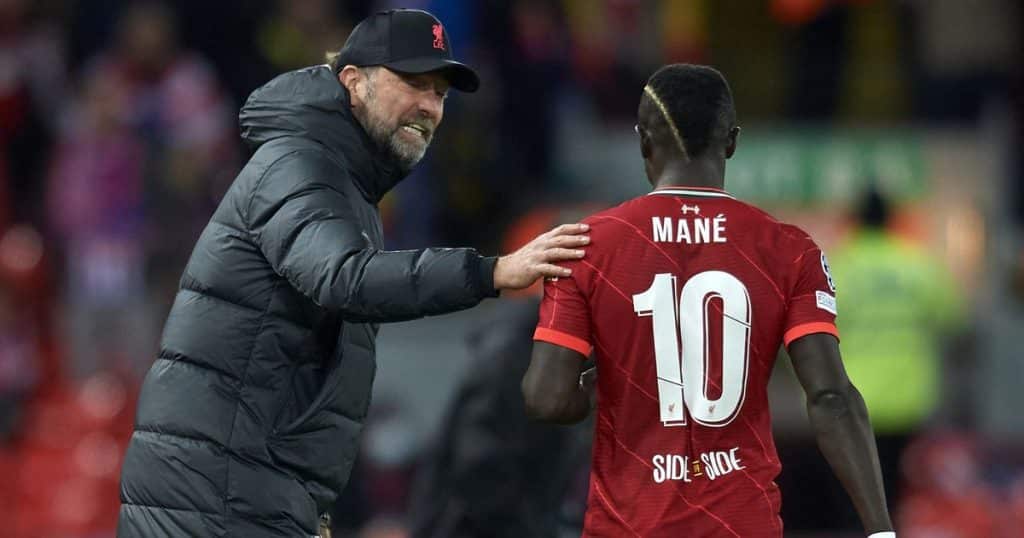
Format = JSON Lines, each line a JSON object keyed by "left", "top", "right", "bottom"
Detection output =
{"left": 643, "top": 64, "right": 736, "bottom": 160}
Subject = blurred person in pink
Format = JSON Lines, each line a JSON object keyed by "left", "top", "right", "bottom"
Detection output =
{"left": 82, "top": 1, "right": 237, "bottom": 304}
{"left": 85, "top": 1, "right": 234, "bottom": 164}
{"left": 46, "top": 71, "right": 152, "bottom": 378}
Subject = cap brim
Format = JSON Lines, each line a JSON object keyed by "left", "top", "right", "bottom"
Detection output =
{"left": 384, "top": 57, "right": 480, "bottom": 93}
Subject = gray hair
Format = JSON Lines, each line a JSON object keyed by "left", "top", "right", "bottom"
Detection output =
{"left": 325, "top": 51, "right": 382, "bottom": 80}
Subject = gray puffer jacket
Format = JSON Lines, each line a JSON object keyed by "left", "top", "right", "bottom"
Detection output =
{"left": 118, "top": 65, "right": 498, "bottom": 537}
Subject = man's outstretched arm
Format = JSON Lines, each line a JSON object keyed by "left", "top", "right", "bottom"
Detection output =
{"left": 788, "top": 333, "right": 894, "bottom": 535}
{"left": 248, "top": 155, "right": 589, "bottom": 322}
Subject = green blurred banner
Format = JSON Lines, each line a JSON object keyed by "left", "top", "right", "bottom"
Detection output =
{"left": 727, "top": 129, "right": 927, "bottom": 203}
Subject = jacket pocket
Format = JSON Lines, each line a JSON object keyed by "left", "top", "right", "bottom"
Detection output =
{"left": 273, "top": 325, "right": 375, "bottom": 436}
{"left": 271, "top": 361, "right": 326, "bottom": 433}
{"left": 266, "top": 324, "right": 376, "bottom": 508}
{"left": 267, "top": 408, "right": 364, "bottom": 510}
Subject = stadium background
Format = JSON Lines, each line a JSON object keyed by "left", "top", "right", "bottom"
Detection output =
{"left": 0, "top": 0, "right": 1020, "bottom": 536}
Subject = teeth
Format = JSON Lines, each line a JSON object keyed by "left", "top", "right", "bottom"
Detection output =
{"left": 403, "top": 125, "right": 429, "bottom": 138}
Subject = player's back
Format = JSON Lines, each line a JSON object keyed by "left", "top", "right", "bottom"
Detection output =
{"left": 535, "top": 187, "right": 839, "bottom": 537}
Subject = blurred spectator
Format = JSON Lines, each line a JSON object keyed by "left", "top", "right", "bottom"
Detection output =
{"left": 784, "top": 3, "right": 849, "bottom": 120}
{"left": 258, "top": 0, "right": 352, "bottom": 72}
{"left": 0, "top": 223, "right": 65, "bottom": 533}
{"left": 903, "top": 0, "right": 1019, "bottom": 123}
{"left": 0, "top": 222, "right": 57, "bottom": 374}
{"left": 560, "top": 0, "right": 709, "bottom": 118}
{"left": 407, "top": 206, "right": 595, "bottom": 538}
{"left": 478, "top": 0, "right": 569, "bottom": 216}
{"left": 1006, "top": 472, "right": 1024, "bottom": 536}
{"left": 974, "top": 248, "right": 1024, "bottom": 445}
{"left": 897, "top": 432, "right": 999, "bottom": 538}
{"left": 406, "top": 297, "right": 588, "bottom": 538}
{"left": 360, "top": 399, "right": 423, "bottom": 521}
{"left": 779, "top": 0, "right": 909, "bottom": 122}
{"left": 11, "top": 372, "right": 135, "bottom": 536}
{"left": 658, "top": 0, "right": 710, "bottom": 65}
{"left": 82, "top": 1, "right": 236, "bottom": 310}
{"left": 562, "top": 0, "right": 655, "bottom": 118}
{"left": 830, "top": 186, "right": 965, "bottom": 509}
{"left": 0, "top": 0, "right": 67, "bottom": 225}
{"left": 46, "top": 71, "right": 151, "bottom": 377}
{"left": 0, "top": 280, "right": 39, "bottom": 443}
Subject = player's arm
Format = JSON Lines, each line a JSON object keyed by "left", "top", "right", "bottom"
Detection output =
{"left": 522, "top": 342, "right": 593, "bottom": 424}
{"left": 788, "top": 333, "right": 894, "bottom": 535}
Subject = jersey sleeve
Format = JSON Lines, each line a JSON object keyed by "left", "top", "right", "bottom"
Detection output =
{"left": 533, "top": 275, "right": 593, "bottom": 357}
{"left": 783, "top": 245, "right": 840, "bottom": 347}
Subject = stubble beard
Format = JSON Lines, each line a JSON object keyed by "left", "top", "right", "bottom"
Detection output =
{"left": 356, "top": 82, "right": 432, "bottom": 174}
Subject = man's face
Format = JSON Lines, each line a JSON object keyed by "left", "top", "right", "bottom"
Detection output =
{"left": 350, "top": 67, "right": 449, "bottom": 172}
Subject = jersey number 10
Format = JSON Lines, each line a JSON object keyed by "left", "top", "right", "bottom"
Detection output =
{"left": 632, "top": 271, "right": 752, "bottom": 428}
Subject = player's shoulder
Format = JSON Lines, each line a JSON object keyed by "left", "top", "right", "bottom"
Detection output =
{"left": 737, "top": 201, "right": 820, "bottom": 249}
{"left": 727, "top": 198, "right": 782, "bottom": 226}
{"left": 564, "top": 196, "right": 658, "bottom": 258}
{"left": 579, "top": 195, "right": 650, "bottom": 230}
{"left": 776, "top": 222, "right": 820, "bottom": 250}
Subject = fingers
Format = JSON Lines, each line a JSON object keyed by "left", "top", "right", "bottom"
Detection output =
{"left": 506, "top": 222, "right": 592, "bottom": 286}
{"left": 542, "top": 248, "right": 585, "bottom": 263}
{"left": 543, "top": 223, "right": 589, "bottom": 238}
{"left": 537, "top": 263, "right": 572, "bottom": 278}
{"left": 547, "top": 234, "right": 590, "bottom": 248}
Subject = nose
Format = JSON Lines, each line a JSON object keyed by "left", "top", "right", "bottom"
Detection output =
{"left": 418, "top": 92, "right": 444, "bottom": 126}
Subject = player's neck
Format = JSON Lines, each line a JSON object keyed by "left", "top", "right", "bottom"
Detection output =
{"left": 651, "top": 158, "right": 725, "bottom": 191}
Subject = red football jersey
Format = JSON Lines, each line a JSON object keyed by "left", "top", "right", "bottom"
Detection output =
{"left": 534, "top": 187, "right": 839, "bottom": 537}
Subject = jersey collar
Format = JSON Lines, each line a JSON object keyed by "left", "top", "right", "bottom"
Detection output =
{"left": 648, "top": 186, "right": 735, "bottom": 199}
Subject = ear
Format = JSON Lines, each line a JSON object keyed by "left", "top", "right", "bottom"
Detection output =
{"left": 639, "top": 127, "right": 652, "bottom": 160}
{"left": 725, "top": 126, "right": 740, "bottom": 159}
{"left": 338, "top": 65, "right": 363, "bottom": 108}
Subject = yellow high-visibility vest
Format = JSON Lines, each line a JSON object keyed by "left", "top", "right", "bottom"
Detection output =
{"left": 831, "top": 231, "right": 963, "bottom": 434}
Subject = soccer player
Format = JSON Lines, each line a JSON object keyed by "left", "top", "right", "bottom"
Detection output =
{"left": 522, "top": 64, "right": 894, "bottom": 537}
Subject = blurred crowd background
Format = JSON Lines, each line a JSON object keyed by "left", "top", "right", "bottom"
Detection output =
{"left": 0, "top": 0, "right": 1021, "bottom": 536}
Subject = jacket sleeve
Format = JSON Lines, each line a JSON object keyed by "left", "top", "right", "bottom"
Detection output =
{"left": 246, "top": 152, "right": 498, "bottom": 322}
